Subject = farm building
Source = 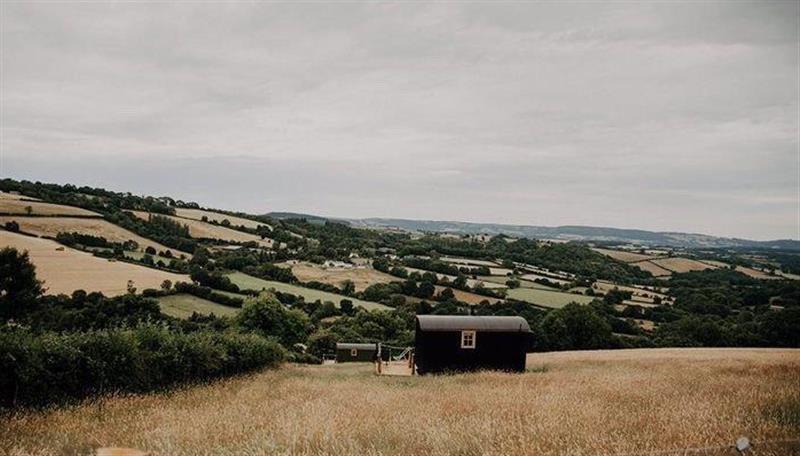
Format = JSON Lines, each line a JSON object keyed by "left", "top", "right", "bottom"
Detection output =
{"left": 414, "top": 315, "right": 531, "bottom": 374}
{"left": 335, "top": 343, "right": 378, "bottom": 362}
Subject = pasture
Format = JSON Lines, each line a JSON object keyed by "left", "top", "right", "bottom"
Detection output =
{"left": 506, "top": 287, "right": 594, "bottom": 308}
{"left": 281, "top": 262, "right": 397, "bottom": 292}
{"left": 0, "top": 198, "right": 99, "bottom": 217}
{"left": 129, "top": 211, "right": 274, "bottom": 248}
{"left": 404, "top": 266, "right": 506, "bottom": 290}
{"left": 439, "top": 256, "right": 499, "bottom": 267}
{"left": 0, "top": 216, "right": 181, "bottom": 255}
{"left": 173, "top": 208, "right": 270, "bottom": 230}
{"left": 1, "top": 231, "right": 188, "bottom": 296}
{"left": 3, "top": 348, "right": 797, "bottom": 456}
{"left": 225, "top": 271, "right": 389, "bottom": 310}
{"left": 631, "top": 260, "right": 673, "bottom": 277}
{"left": 651, "top": 257, "right": 717, "bottom": 273}
{"left": 433, "top": 285, "right": 503, "bottom": 305}
{"left": 592, "top": 247, "right": 655, "bottom": 263}
{"left": 157, "top": 294, "right": 239, "bottom": 319}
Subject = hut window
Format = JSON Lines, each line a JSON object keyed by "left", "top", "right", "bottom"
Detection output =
{"left": 460, "top": 330, "right": 476, "bottom": 349}
{"left": 351, "top": 348, "right": 358, "bottom": 356}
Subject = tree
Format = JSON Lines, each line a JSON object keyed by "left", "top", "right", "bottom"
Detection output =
{"left": 24, "top": 205, "right": 32, "bottom": 215}
{"left": 0, "top": 247, "right": 42, "bottom": 320}
{"left": 161, "top": 280, "right": 172, "bottom": 291}
{"left": 236, "top": 294, "right": 310, "bottom": 346}
{"left": 126, "top": 280, "right": 136, "bottom": 295}
{"left": 438, "top": 287, "right": 455, "bottom": 301}
{"left": 340, "top": 299, "right": 354, "bottom": 315}
{"left": 4, "top": 221, "right": 19, "bottom": 232}
{"left": 538, "top": 303, "right": 612, "bottom": 350}
{"left": 145, "top": 246, "right": 157, "bottom": 255}
{"left": 340, "top": 280, "right": 355, "bottom": 296}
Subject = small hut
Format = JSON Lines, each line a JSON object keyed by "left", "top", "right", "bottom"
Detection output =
{"left": 414, "top": 315, "right": 531, "bottom": 374}
{"left": 335, "top": 342, "right": 378, "bottom": 363}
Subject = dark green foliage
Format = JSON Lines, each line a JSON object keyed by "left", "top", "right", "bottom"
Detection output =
{"left": 244, "top": 263, "right": 297, "bottom": 283}
{"left": 236, "top": 294, "right": 311, "bottom": 346}
{"left": 0, "top": 247, "right": 42, "bottom": 320}
{"left": 173, "top": 282, "right": 244, "bottom": 308}
{"left": 4, "top": 220, "right": 19, "bottom": 232}
{"left": 0, "top": 325, "right": 285, "bottom": 407}
{"left": 190, "top": 267, "right": 240, "bottom": 293}
{"left": 538, "top": 303, "right": 613, "bottom": 350}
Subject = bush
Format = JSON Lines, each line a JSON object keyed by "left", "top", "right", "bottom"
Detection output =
{"left": 0, "top": 324, "right": 285, "bottom": 407}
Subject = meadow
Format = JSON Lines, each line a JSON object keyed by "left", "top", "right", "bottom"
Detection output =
{"left": 225, "top": 271, "right": 388, "bottom": 310}
{"left": 1, "top": 231, "right": 188, "bottom": 296}
{"left": 128, "top": 211, "right": 274, "bottom": 248}
{"left": 506, "top": 287, "right": 594, "bottom": 309}
{"left": 157, "top": 293, "right": 239, "bottom": 319}
{"left": 282, "top": 262, "right": 397, "bottom": 292}
{"left": 0, "top": 198, "right": 100, "bottom": 217}
{"left": 591, "top": 247, "right": 655, "bottom": 263}
{"left": 2, "top": 348, "right": 797, "bottom": 456}
{"left": 173, "top": 208, "right": 270, "bottom": 230}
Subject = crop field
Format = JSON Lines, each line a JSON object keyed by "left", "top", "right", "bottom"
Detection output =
{"left": 519, "top": 273, "right": 571, "bottom": 286}
{"left": 651, "top": 257, "right": 718, "bottom": 274}
{"left": 433, "top": 285, "right": 503, "bottom": 305}
{"left": 1, "top": 231, "right": 188, "bottom": 296}
{"left": 631, "top": 260, "right": 673, "bottom": 277}
{"left": 157, "top": 294, "right": 239, "bottom": 319}
{"left": 488, "top": 267, "right": 513, "bottom": 276}
{"left": 3, "top": 348, "right": 797, "bottom": 456}
{"left": 404, "top": 266, "right": 506, "bottom": 290}
{"left": 0, "top": 191, "right": 39, "bottom": 201}
{"left": 129, "top": 211, "right": 274, "bottom": 248}
{"left": 734, "top": 266, "right": 782, "bottom": 280}
{"left": 514, "top": 263, "right": 575, "bottom": 279}
{"left": 479, "top": 275, "right": 558, "bottom": 290}
{"left": 281, "top": 262, "right": 397, "bottom": 292}
{"left": 0, "top": 216, "right": 181, "bottom": 255}
{"left": 593, "top": 280, "right": 670, "bottom": 302}
{"left": 439, "top": 256, "right": 499, "bottom": 267}
{"left": 225, "top": 271, "right": 388, "bottom": 310}
{"left": 0, "top": 198, "right": 100, "bottom": 217}
{"left": 592, "top": 247, "right": 655, "bottom": 263}
{"left": 506, "top": 287, "right": 594, "bottom": 308}
{"left": 173, "top": 208, "right": 270, "bottom": 230}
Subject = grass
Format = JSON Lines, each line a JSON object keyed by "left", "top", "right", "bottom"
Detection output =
{"left": 282, "top": 262, "right": 397, "bottom": 292}
{"left": 129, "top": 211, "right": 274, "bottom": 248}
{"left": 157, "top": 293, "right": 239, "bottom": 319}
{"left": 0, "top": 198, "right": 100, "bottom": 217}
{"left": 225, "top": 271, "right": 389, "bottom": 310}
{"left": 2, "top": 348, "right": 798, "bottom": 455}
{"left": 506, "top": 287, "right": 594, "bottom": 308}
{"left": 1, "top": 230, "right": 188, "bottom": 297}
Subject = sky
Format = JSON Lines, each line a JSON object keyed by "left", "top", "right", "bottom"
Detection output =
{"left": 1, "top": 2, "right": 798, "bottom": 241}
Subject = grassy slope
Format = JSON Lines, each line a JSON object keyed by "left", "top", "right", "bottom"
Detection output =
{"left": 506, "top": 287, "right": 595, "bottom": 309}
{"left": 4, "top": 348, "right": 798, "bottom": 455}
{"left": 225, "top": 271, "right": 389, "bottom": 311}
{"left": 157, "top": 294, "right": 239, "bottom": 319}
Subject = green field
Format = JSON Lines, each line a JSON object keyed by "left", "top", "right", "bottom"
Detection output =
{"left": 479, "top": 275, "right": 560, "bottom": 291}
{"left": 506, "top": 287, "right": 595, "bottom": 309}
{"left": 225, "top": 272, "right": 389, "bottom": 310}
{"left": 158, "top": 294, "right": 239, "bottom": 319}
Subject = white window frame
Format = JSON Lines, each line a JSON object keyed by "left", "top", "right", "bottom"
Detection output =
{"left": 351, "top": 348, "right": 358, "bottom": 357}
{"left": 461, "top": 330, "right": 476, "bottom": 349}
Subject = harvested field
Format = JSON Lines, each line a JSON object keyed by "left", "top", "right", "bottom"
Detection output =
{"left": 0, "top": 191, "right": 39, "bottom": 200}
{"left": 506, "top": 287, "right": 594, "bottom": 308}
{"left": 735, "top": 266, "right": 782, "bottom": 280}
{"left": 4, "top": 348, "right": 797, "bottom": 456}
{"left": 519, "top": 273, "right": 571, "bottom": 285}
{"left": 651, "top": 257, "right": 717, "bottom": 274}
{"left": 592, "top": 247, "right": 655, "bottom": 263}
{"left": 632, "top": 260, "right": 673, "bottom": 277}
{"left": 434, "top": 285, "right": 503, "bottom": 305}
{"left": 130, "top": 211, "right": 274, "bottom": 248}
{"left": 405, "top": 266, "right": 506, "bottom": 290}
{"left": 593, "top": 280, "right": 669, "bottom": 302}
{"left": 630, "top": 318, "right": 656, "bottom": 331}
{"left": 0, "top": 198, "right": 99, "bottom": 217}
{"left": 488, "top": 267, "right": 513, "bottom": 276}
{"left": 479, "top": 275, "right": 558, "bottom": 290}
{"left": 439, "top": 256, "right": 499, "bottom": 267}
{"left": 157, "top": 294, "right": 238, "bottom": 319}
{"left": 1, "top": 231, "right": 188, "bottom": 296}
{"left": 174, "top": 208, "right": 270, "bottom": 230}
{"left": 280, "top": 262, "right": 397, "bottom": 292}
{"left": 0, "top": 216, "right": 184, "bottom": 256}
{"left": 621, "top": 299, "right": 660, "bottom": 309}
{"left": 514, "top": 262, "right": 575, "bottom": 279}
{"left": 225, "top": 271, "right": 388, "bottom": 310}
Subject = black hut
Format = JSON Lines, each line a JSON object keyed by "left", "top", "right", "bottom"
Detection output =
{"left": 335, "top": 342, "right": 378, "bottom": 363}
{"left": 414, "top": 315, "right": 530, "bottom": 374}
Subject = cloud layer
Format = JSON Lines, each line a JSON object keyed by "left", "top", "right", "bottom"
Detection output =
{"left": 2, "top": 2, "right": 798, "bottom": 240}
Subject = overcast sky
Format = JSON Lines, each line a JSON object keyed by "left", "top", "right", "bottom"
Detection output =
{"left": 1, "top": 2, "right": 798, "bottom": 240}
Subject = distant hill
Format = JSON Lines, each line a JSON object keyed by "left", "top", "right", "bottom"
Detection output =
{"left": 270, "top": 214, "right": 799, "bottom": 250}
{"left": 266, "top": 212, "right": 330, "bottom": 225}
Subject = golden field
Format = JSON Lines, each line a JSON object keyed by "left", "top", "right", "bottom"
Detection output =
{"left": 650, "top": 257, "right": 716, "bottom": 274}
{"left": 129, "top": 211, "right": 274, "bottom": 248}
{"left": 0, "top": 216, "right": 180, "bottom": 255}
{"left": 0, "top": 231, "right": 188, "bottom": 296}
{"left": 1, "top": 348, "right": 797, "bottom": 456}
{"left": 0, "top": 198, "right": 99, "bottom": 217}
{"left": 173, "top": 208, "right": 270, "bottom": 231}
{"left": 631, "top": 260, "right": 673, "bottom": 277}
{"left": 282, "top": 261, "right": 397, "bottom": 292}
{"left": 592, "top": 247, "right": 655, "bottom": 263}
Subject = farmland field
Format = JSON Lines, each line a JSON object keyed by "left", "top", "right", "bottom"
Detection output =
{"left": 0, "top": 198, "right": 99, "bottom": 217}
{"left": 0, "top": 216, "right": 182, "bottom": 255}
{"left": 281, "top": 262, "right": 397, "bottom": 292}
{"left": 439, "top": 256, "right": 499, "bottom": 267}
{"left": 174, "top": 208, "right": 270, "bottom": 230}
{"left": 479, "top": 275, "right": 559, "bottom": 290}
{"left": 734, "top": 265, "right": 782, "bottom": 280}
{"left": 592, "top": 247, "right": 655, "bottom": 263}
{"left": 225, "top": 271, "right": 389, "bottom": 310}
{"left": 651, "top": 257, "right": 717, "bottom": 273}
{"left": 1, "top": 231, "right": 188, "bottom": 296}
{"left": 0, "top": 191, "right": 39, "bottom": 201}
{"left": 157, "top": 294, "right": 239, "bottom": 319}
{"left": 632, "top": 260, "right": 673, "bottom": 277}
{"left": 506, "top": 287, "right": 594, "bottom": 308}
{"left": 433, "top": 285, "right": 503, "bottom": 305}
{"left": 4, "top": 348, "right": 797, "bottom": 456}
{"left": 404, "top": 266, "right": 506, "bottom": 289}
{"left": 519, "top": 273, "right": 571, "bottom": 285}
{"left": 129, "top": 211, "right": 274, "bottom": 248}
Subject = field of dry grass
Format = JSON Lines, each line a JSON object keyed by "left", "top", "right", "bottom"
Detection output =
{"left": 2, "top": 348, "right": 797, "bottom": 456}
{"left": 129, "top": 211, "right": 274, "bottom": 248}
{"left": 0, "top": 216, "right": 182, "bottom": 255}
{"left": 592, "top": 247, "right": 655, "bottom": 263}
{"left": 173, "top": 208, "right": 269, "bottom": 230}
{"left": 651, "top": 257, "right": 717, "bottom": 274}
{"left": 0, "top": 198, "right": 99, "bottom": 217}
{"left": 0, "top": 231, "right": 188, "bottom": 296}
{"left": 632, "top": 260, "right": 673, "bottom": 277}
{"left": 434, "top": 286, "right": 504, "bottom": 305}
{"left": 281, "top": 262, "right": 397, "bottom": 292}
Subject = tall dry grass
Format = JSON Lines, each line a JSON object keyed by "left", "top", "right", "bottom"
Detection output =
{"left": 2, "top": 348, "right": 798, "bottom": 456}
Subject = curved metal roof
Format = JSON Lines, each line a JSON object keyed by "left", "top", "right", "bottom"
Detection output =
{"left": 336, "top": 343, "right": 378, "bottom": 350}
{"left": 416, "top": 315, "right": 531, "bottom": 333}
